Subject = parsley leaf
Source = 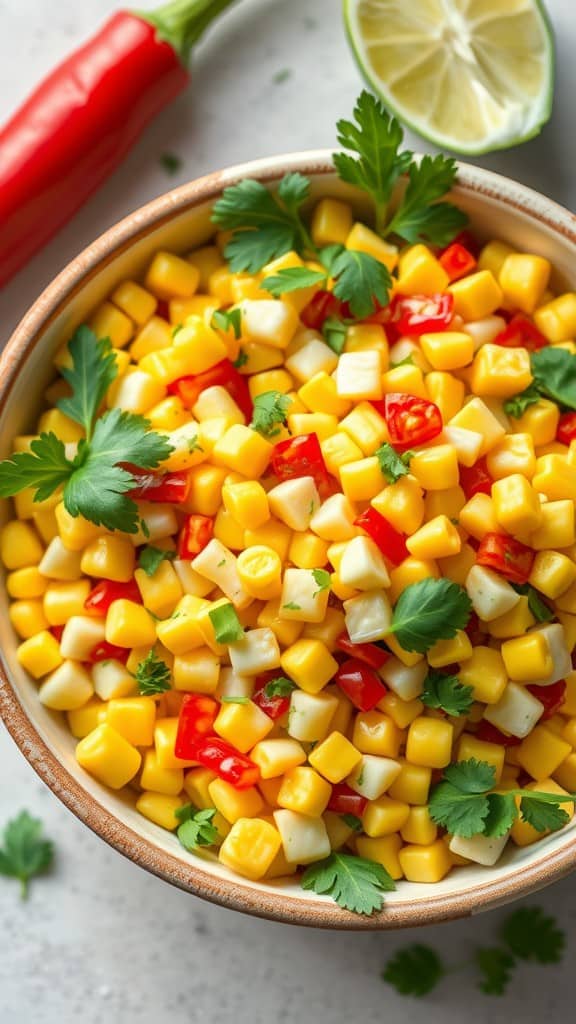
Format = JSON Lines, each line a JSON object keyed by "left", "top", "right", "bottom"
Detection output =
{"left": 385, "top": 154, "right": 468, "bottom": 246}
{"left": 136, "top": 650, "right": 171, "bottom": 696}
{"left": 261, "top": 267, "right": 326, "bottom": 296}
{"left": 263, "top": 677, "right": 296, "bottom": 698}
{"left": 476, "top": 947, "right": 515, "bottom": 996}
{"left": 512, "top": 583, "right": 554, "bottom": 623}
{"left": 375, "top": 442, "right": 414, "bottom": 484}
{"left": 519, "top": 796, "right": 570, "bottom": 833}
{"left": 0, "top": 433, "right": 74, "bottom": 502}
{"left": 209, "top": 603, "right": 245, "bottom": 644}
{"left": 301, "top": 852, "right": 395, "bottom": 915}
{"left": 176, "top": 805, "right": 219, "bottom": 851}
{"left": 311, "top": 568, "right": 331, "bottom": 595}
{"left": 282, "top": 601, "right": 301, "bottom": 611}
{"left": 57, "top": 327, "right": 117, "bottom": 439}
{"left": 138, "top": 546, "right": 175, "bottom": 577}
{"left": 250, "top": 390, "right": 292, "bottom": 437}
{"left": 322, "top": 316, "right": 349, "bottom": 355}
{"left": 331, "top": 248, "right": 391, "bottom": 319}
{"left": 382, "top": 945, "right": 444, "bottom": 997}
{"left": 501, "top": 907, "right": 565, "bottom": 964}
{"left": 531, "top": 347, "right": 576, "bottom": 411}
{"left": 212, "top": 307, "right": 242, "bottom": 339}
{"left": 341, "top": 814, "right": 363, "bottom": 833}
{"left": 421, "top": 670, "right": 474, "bottom": 717}
{"left": 0, "top": 811, "right": 54, "bottom": 899}
{"left": 389, "top": 578, "right": 472, "bottom": 653}
{"left": 211, "top": 173, "right": 312, "bottom": 272}
{"left": 503, "top": 384, "right": 541, "bottom": 418}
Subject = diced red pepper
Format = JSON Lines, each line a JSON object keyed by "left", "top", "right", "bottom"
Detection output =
{"left": 300, "top": 290, "right": 350, "bottom": 330}
{"left": 354, "top": 506, "right": 409, "bottom": 566}
{"left": 88, "top": 640, "right": 129, "bottom": 664}
{"left": 388, "top": 293, "right": 454, "bottom": 337}
{"left": 50, "top": 625, "right": 65, "bottom": 642}
{"left": 439, "top": 243, "right": 477, "bottom": 282}
{"left": 252, "top": 679, "right": 292, "bottom": 721}
{"left": 476, "top": 533, "right": 535, "bottom": 584}
{"left": 336, "top": 658, "right": 387, "bottom": 711}
{"left": 178, "top": 514, "right": 214, "bottom": 559}
{"left": 271, "top": 433, "right": 330, "bottom": 490}
{"left": 459, "top": 457, "right": 493, "bottom": 500}
{"left": 327, "top": 784, "right": 368, "bottom": 817}
{"left": 493, "top": 314, "right": 548, "bottom": 351}
{"left": 449, "top": 230, "right": 481, "bottom": 258}
{"left": 127, "top": 469, "right": 191, "bottom": 503}
{"left": 335, "top": 631, "right": 389, "bottom": 670}
{"left": 174, "top": 694, "right": 219, "bottom": 760}
{"left": 557, "top": 412, "right": 576, "bottom": 446}
{"left": 384, "top": 393, "right": 443, "bottom": 450}
{"left": 526, "top": 680, "right": 567, "bottom": 721}
{"left": 463, "top": 611, "right": 486, "bottom": 647}
{"left": 476, "top": 721, "right": 522, "bottom": 747}
{"left": 190, "top": 736, "right": 260, "bottom": 789}
{"left": 168, "top": 358, "right": 253, "bottom": 421}
{"left": 84, "top": 579, "right": 142, "bottom": 616}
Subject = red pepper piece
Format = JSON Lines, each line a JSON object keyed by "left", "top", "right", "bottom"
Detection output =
{"left": 168, "top": 358, "right": 253, "bottom": 421}
{"left": 271, "top": 433, "right": 330, "bottom": 490}
{"left": 335, "top": 631, "right": 389, "bottom": 670}
{"left": 50, "top": 625, "right": 65, "bottom": 642}
{"left": 327, "top": 784, "right": 368, "bottom": 817}
{"left": 476, "top": 533, "right": 535, "bottom": 584}
{"left": 493, "top": 314, "right": 548, "bottom": 351}
{"left": 190, "top": 736, "right": 260, "bottom": 790}
{"left": 450, "top": 230, "right": 481, "bottom": 258}
{"left": 178, "top": 513, "right": 214, "bottom": 559}
{"left": 557, "top": 412, "right": 576, "bottom": 445}
{"left": 174, "top": 694, "right": 219, "bottom": 760}
{"left": 252, "top": 682, "right": 292, "bottom": 721}
{"left": 336, "top": 658, "right": 387, "bottom": 711}
{"left": 88, "top": 640, "right": 129, "bottom": 664}
{"left": 459, "top": 457, "right": 493, "bottom": 500}
{"left": 300, "top": 290, "right": 350, "bottom": 330}
{"left": 354, "top": 506, "right": 409, "bottom": 565}
{"left": 128, "top": 469, "right": 191, "bottom": 503}
{"left": 84, "top": 579, "right": 142, "bottom": 616}
{"left": 384, "top": 393, "right": 443, "bottom": 450}
{"left": 439, "top": 243, "right": 477, "bottom": 282}
{"left": 388, "top": 293, "right": 454, "bottom": 337}
{"left": 526, "top": 680, "right": 567, "bottom": 721}
{"left": 476, "top": 721, "right": 522, "bottom": 747}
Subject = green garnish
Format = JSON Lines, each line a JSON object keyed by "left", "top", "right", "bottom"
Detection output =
{"left": 250, "top": 390, "right": 292, "bottom": 437}
{"left": 0, "top": 811, "right": 54, "bottom": 899}
{"left": 512, "top": 583, "right": 555, "bottom": 623}
{"left": 301, "top": 852, "right": 395, "bottom": 915}
{"left": 263, "top": 677, "right": 296, "bottom": 698}
{"left": 341, "top": 814, "right": 363, "bottom": 833}
{"left": 209, "top": 603, "right": 245, "bottom": 644}
{"left": 383, "top": 945, "right": 444, "bottom": 997}
{"left": 261, "top": 267, "right": 326, "bottom": 296}
{"left": 136, "top": 650, "right": 171, "bottom": 696}
{"left": 531, "top": 347, "right": 576, "bottom": 410}
{"left": 160, "top": 152, "right": 182, "bottom": 175}
{"left": 388, "top": 578, "right": 472, "bottom": 654}
{"left": 175, "top": 805, "right": 219, "bottom": 851}
{"left": 221, "top": 695, "right": 250, "bottom": 704}
{"left": 421, "top": 670, "right": 474, "bottom": 717}
{"left": 503, "top": 384, "right": 541, "bottom": 418}
{"left": 311, "top": 568, "right": 331, "bottom": 596}
{"left": 212, "top": 307, "right": 242, "bottom": 339}
{"left": 282, "top": 601, "right": 301, "bottom": 611}
{"left": 322, "top": 316, "right": 349, "bottom": 355}
{"left": 233, "top": 348, "right": 248, "bottom": 369}
{"left": 138, "top": 546, "right": 175, "bottom": 577}
{"left": 375, "top": 442, "right": 414, "bottom": 484}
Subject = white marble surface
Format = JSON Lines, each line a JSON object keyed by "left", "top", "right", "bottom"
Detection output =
{"left": 1, "top": 1, "right": 576, "bottom": 1021}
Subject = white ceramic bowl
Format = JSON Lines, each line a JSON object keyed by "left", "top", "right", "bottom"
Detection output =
{"left": 1, "top": 152, "right": 576, "bottom": 929}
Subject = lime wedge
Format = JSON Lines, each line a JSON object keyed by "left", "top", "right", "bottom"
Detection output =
{"left": 344, "top": 0, "right": 555, "bottom": 154}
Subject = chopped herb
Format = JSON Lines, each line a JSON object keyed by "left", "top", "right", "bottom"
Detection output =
{"left": 322, "top": 316, "right": 349, "bottom": 355}
{"left": 383, "top": 945, "right": 444, "bottom": 997}
{"left": 263, "top": 677, "right": 296, "bottom": 698}
{"left": 341, "top": 814, "right": 363, "bottom": 833}
{"left": 138, "top": 545, "right": 175, "bottom": 576}
{"left": 136, "top": 650, "right": 171, "bottom": 696}
{"left": 501, "top": 906, "right": 565, "bottom": 964}
{"left": 172, "top": 323, "right": 184, "bottom": 338}
{"left": 261, "top": 267, "right": 326, "bottom": 296}
{"left": 476, "top": 947, "right": 516, "bottom": 996}
{"left": 0, "top": 811, "right": 54, "bottom": 899}
{"left": 503, "top": 384, "right": 541, "bottom": 418}
{"left": 512, "top": 583, "right": 554, "bottom": 623}
{"left": 390, "top": 354, "right": 415, "bottom": 369}
{"left": 311, "top": 568, "right": 331, "bottom": 596}
{"left": 531, "top": 347, "right": 576, "bottom": 411}
{"left": 282, "top": 601, "right": 301, "bottom": 611}
{"left": 209, "top": 603, "right": 245, "bottom": 644}
{"left": 212, "top": 307, "right": 242, "bottom": 339}
{"left": 221, "top": 695, "right": 250, "bottom": 704}
{"left": 421, "top": 670, "right": 474, "bottom": 717}
{"left": 375, "top": 442, "right": 414, "bottom": 484}
{"left": 233, "top": 348, "right": 248, "bottom": 369}
{"left": 272, "top": 68, "right": 292, "bottom": 84}
{"left": 301, "top": 852, "right": 395, "bottom": 915}
{"left": 250, "top": 390, "right": 292, "bottom": 437}
{"left": 389, "top": 578, "right": 472, "bottom": 653}
{"left": 187, "top": 435, "right": 204, "bottom": 453}
{"left": 217, "top": 558, "right": 226, "bottom": 567}
{"left": 330, "top": 248, "right": 391, "bottom": 320}
{"left": 160, "top": 152, "right": 182, "bottom": 174}
{"left": 176, "top": 805, "right": 219, "bottom": 851}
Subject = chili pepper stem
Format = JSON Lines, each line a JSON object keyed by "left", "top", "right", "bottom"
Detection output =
{"left": 139, "top": 0, "right": 238, "bottom": 65}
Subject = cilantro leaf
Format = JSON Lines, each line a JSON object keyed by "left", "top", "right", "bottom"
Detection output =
{"left": 57, "top": 326, "right": 117, "bottom": 439}
{"left": 429, "top": 760, "right": 496, "bottom": 837}
{"left": 476, "top": 947, "right": 515, "bottom": 996}
{"left": 0, "top": 433, "right": 74, "bottom": 502}
{"left": 389, "top": 578, "right": 472, "bottom": 653}
{"left": 138, "top": 546, "right": 175, "bottom": 577}
{"left": 443, "top": 759, "right": 496, "bottom": 794}
{"left": 341, "top": 814, "right": 363, "bottom": 833}
{"left": 209, "top": 603, "right": 245, "bottom": 644}
{"left": 385, "top": 154, "right": 468, "bottom": 246}
{"left": 311, "top": 568, "right": 331, "bottom": 595}
{"left": 0, "top": 811, "right": 54, "bottom": 899}
{"left": 250, "top": 390, "right": 292, "bottom": 437}
{"left": 501, "top": 907, "right": 565, "bottom": 964}
{"left": 331, "top": 249, "right": 391, "bottom": 319}
{"left": 283, "top": 601, "right": 301, "bottom": 611}
{"left": 382, "top": 944, "right": 445, "bottom": 997}
{"left": 512, "top": 583, "right": 554, "bottom": 623}
{"left": 233, "top": 348, "right": 248, "bottom": 369}
{"left": 301, "top": 852, "right": 395, "bottom": 915}
{"left": 375, "top": 443, "right": 414, "bottom": 484}
{"left": 212, "top": 307, "right": 242, "bottom": 339}
{"left": 531, "top": 348, "right": 576, "bottom": 411}
{"left": 322, "top": 316, "right": 349, "bottom": 355}
{"left": 261, "top": 267, "right": 326, "bottom": 296}
{"left": 421, "top": 670, "right": 474, "bottom": 717}
{"left": 136, "top": 650, "right": 171, "bottom": 696}
{"left": 176, "top": 805, "right": 219, "bottom": 851}
{"left": 482, "top": 793, "right": 518, "bottom": 838}
{"left": 221, "top": 695, "right": 250, "bottom": 704}
{"left": 263, "top": 676, "right": 296, "bottom": 698}
{"left": 503, "top": 385, "right": 541, "bottom": 418}
{"left": 519, "top": 796, "right": 570, "bottom": 833}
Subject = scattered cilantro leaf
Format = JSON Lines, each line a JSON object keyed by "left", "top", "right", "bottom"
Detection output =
{"left": 311, "top": 568, "right": 331, "bottom": 596}
{"left": 233, "top": 348, "right": 248, "bottom": 368}
{"left": 209, "top": 603, "right": 245, "bottom": 644}
{"left": 531, "top": 348, "right": 576, "bottom": 411}
{"left": 482, "top": 793, "right": 518, "bottom": 838}
{"left": 331, "top": 248, "right": 391, "bottom": 319}
{"left": 375, "top": 442, "right": 414, "bottom": 484}
{"left": 283, "top": 601, "right": 301, "bottom": 611}
{"left": 176, "top": 806, "right": 219, "bottom": 851}
{"left": 57, "top": 327, "right": 117, "bottom": 439}
{"left": 382, "top": 944, "right": 444, "bottom": 997}
{"left": 512, "top": 583, "right": 554, "bottom": 623}
{"left": 519, "top": 796, "right": 570, "bottom": 833}
{"left": 503, "top": 384, "right": 541, "bottom": 418}
{"left": 187, "top": 435, "right": 204, "bottom": 453}
{"left": 389, "top": 578, "right": 472, "bottom": 653}
{"left": 390, "top": 354, "right": 414, "bottom": 368}
{"left": 160, "top": 152, "right": 182, "bottom": 174}
{"left": 322, "top": 316, "right": 349, "bottom": 355}
{"left": 272, "top": 68, "right": 291, "bottom": 85}
{"left": 428, "top": 760, "right": 496, "bottom": 837}
{"left": 341, "top": 814, "right": 363, "bottom": 833}
{"left": 261, "top": 267, "right": 326, "bottom": 296}
{"left": 136, "top": 650, "right": 171, "bottom": 696}
{"left": 501, "top": 907, "right": 565, "bottom": 964}
{"left": 0, "top": 811, "right": 54, "bottom": 899}
{"left": 385, "top": 154, "right": 468, "bottom": 246}
{"left": 301, "top": 852, "right": 395, "bottom": 915}
{"left": 212, "top": 307, "right": 242, "bottom": 339}
{"left": 0, "top": 432, "right": 74, "bottom": 502}
{"left": 172, "top": 323, "right": 184, "bottom": 338}
{"left": 250, "top": 390, "right": 292, "bottom": 437}
{"left": 421, "top": 670, "right": 474, "bottom": 717}
{"left": 138, "top": 546, "right": 175, "bottom": 577}
{"left": 263, "top": 677, "right": 296, "bottom": 698}
{"left": 476, "top": 947, "right": 515, "bottom": 996}
{"left": 317, "top": 244, "right": 345, "bottom": 274}
{"left": 443, "top": 759, "right": 496, "bottom": 794}
{"left": 221, "top": 695, "right": 250, "bottom": 704}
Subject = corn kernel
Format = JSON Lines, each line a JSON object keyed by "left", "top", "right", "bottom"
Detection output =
{"left": 76, "top": 723, "right": 141, "bottom": 788}
{"left": 406, "top": 718, "right": 453, "bottom": 768}
{"left": 399, "top": 840, "right": 452, "bottom": 882}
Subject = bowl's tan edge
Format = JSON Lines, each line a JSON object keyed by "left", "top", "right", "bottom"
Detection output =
{"left": 1, "top": 150, "right": 576, "bottom": 930}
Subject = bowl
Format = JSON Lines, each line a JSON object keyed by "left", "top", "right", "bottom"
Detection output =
{"left": 1, "top": 152, "right": 576, "bottom": 929}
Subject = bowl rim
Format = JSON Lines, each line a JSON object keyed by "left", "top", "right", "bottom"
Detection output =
{"left": 1, "top": 150, "right": 576, "bottom": 930}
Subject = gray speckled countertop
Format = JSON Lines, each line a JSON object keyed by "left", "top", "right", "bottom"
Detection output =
{"left": 1, "top": 1, "right": 576, "bottom": 1021}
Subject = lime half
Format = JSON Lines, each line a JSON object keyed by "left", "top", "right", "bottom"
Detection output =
{"left": 344, "top": 0, "right": 555, "bottom": 155}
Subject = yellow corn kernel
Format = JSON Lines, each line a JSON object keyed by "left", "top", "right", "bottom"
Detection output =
{"left": 298, "top": 374, "right": 351, "bottom": 421}
{"left": 214, "top": 700, "right": 273, "bottom": 753}
{"left": 172, "top": 648, "right": 219, "bottom": 694}
{"left": 54, "top": 502, "right": 104, "bottom": 552}
{"left": 211, "top": 507, "right": 244, "bottom": 551}
{"left": 310, "top": 198, "right": 353, "bottom": 246}
{"left": 105, "top": 599, "right": 156, "bottom": 648}
{"left": 439, "top": 543, "right": 477, "bottom": 586}
{"left": 517, "top": 726, "right": 572, "bottom": 781}
{"left": 280, "top": 639, "right": 338, "bottom": 695}
{"left": 533, "top": 454, "right": 576, "bottom": 503}
{"left": 509, "top": 399, "right": 560, "bottom": 447}
{"left": 277, "top": 766, "right": 332, "bottom": 817}
{"left": 338, "top": 403, "right": 387, "bottom": 457}
{"left": 209, "top": 778, "right": 264, "bottom": 824}
{"left": 406, "top": 718, "right": 453, "bottom": 768}
{"left": 427, "top": 630, "right": 473, "bottom": 669}
{"left": 42, "top": 580, "right": 91, "bottom": 626}
{"left": 449, "top": 270, "right": 503, "bottom": 320}
{"left": 133, "top": 560, "right": 182, "bottom": 619}
{"left": 492, "top": 474, "right": 542, "bottom": 536}
{"left": 407, "top": 515, "right": 461, "bottom": 560}
{"left": 67, "top": 698, "right": 108, "bottom": 739}
{"left": 236, "top": 545, "right": 282, "bottom": 601}
{"left": 288, "top": 532, "right": 329, "bottom": 572}
{"left": 0, "top": 521, "right": 44, "bottom": 569}
{"left": 80, "top": 535, "right": 135, "bottom": 583}
{"left": 111, "top": 279, "right": 157, "bottom": 324}
{"left": 136, "top": 793, "right": 184, "bottom": 831}
{"left": 219, "top": 818, "right": 282, "bottom": 880}
{"left": 381, "top": 363, "right": 428, "bottom": 399}
{"left": 107, "top": 697, "right": 156, "bottom": 746}
{"left": 397, "top": 244, "right": 449, "bottom": 295}
{"left": 145, "top": 251, "right": 199, "bottom": 300}
{"left": 130, "top": 316, "right": 172, "bottom": 361}
{"left": 289, "top": 412, "right": 338, "bottom": 441}
{"left": 340, "top": 456, "right": 384, "bottom": 502}
{"left": 487, "top": 595, "right": 536, "bottom": 639}
{"left": 89, "top": 301, "right": 134, "bottom": 348}
{"left": 182, "top": 767, "right": 217, "bottom": 808}
{"left": 251, "top": 739, "right": 307, "bottom": 780}
{"left": 426, "top": 371, "right": 465, "bottom": 422}
{"left": 457, "top": 734, "right": 505, "bottom": 783}
{"left": 309, "top": 731, "right": 362, "bottom": 784}
{"left": 534, "top": 293, "right": 576, "bottom": 342}
{"left": 244, "top": 519, "right": 292, "bottom": 561}
{"left": 471, "top": 344, "right": 532, "bottom": 398}
{"left": 420, "top": 331, "right": 474, "bottom": 371}
{"left": 530, "top": 500, "right": 575, "bottom": 550}
{"left": 212, "top": 424, "right": 271, "bottom": 477}
{"left": 9, "top": 600, "right": 49, "bottom": 639}
{"left": 501, "top": 632, "right": 553, "bottom": 682}
{"left": 487, "top": 433, "right": 536, "bottom": 481}
{"left": 345, "top": 324, "right": 389, "bottom": 368}
{"left": 76, "top": 723, "right": 141, "bottom": 789}
{"left": 356, "top": 834, "right": 403, "bottom": 879}
{"left": 558, "top": 612, "right": 576, "bottom": 652}
{"left": 458, "top": 647, "right": 508, "bottom": 704}
{"left": 378, "top": 693, "right": 424, "bottom": 730}
{"left": 16, "top": 630, "right": 63, "bottom": 679}
{"left": 388, "top": 557, "right": 439, "bottom": 603}
{"left": 449, "top": 397, "right": 505, "bottom": 456}
{"left": 7, "top": 567, "right": 47, "bottom": 600}
{"left": 398, "top": 839, "right": 452, "bottom": 883}
{"left": 146, "top": 396, "right": 190, "bottom": 432}
{"left": 401, "top": 806, "right": 438, "bottom": 846}
{"left": 554, "top": 753, "right": 576, "bottom": 792}
{"left": 223, "top": 480, "right": 271, "bottom": 531}
{"left": 388, "top": 760, "right": 431, "bottom": 805}
{"left": 303, "top": 606, "right": 346, "bottom": 649}
{"left": 530, "top": 551, "right": 576, "bottom": 599}
{"left": 138, "top": 750, "right": 183, "bottom": 796}
{"left": 362, "top": 796, "right": 410, "bottom": 837}
{"left": 154, "top": 717, "right": 195, "bottom": 771}
{"left": 424, "top": 487, "right": 466, "bottom": 524}
{"left": 561, "top": 717, "right": 576, "bottom": 746}
{"left": 346, "top": 222, "right": 398, "bottom": 270}
{"left": 371, "top": 476, "right": 425, "bottom": 536}
{"left": 478, "top": 240, "right": 516, "bottom": 277}
{"left": 185, "top": 245, "right": 223, "bottom": 290}
{"left": 499, "top": 254, "right": 551, "bottom": 314}
{"left": 352, "top": 712, "right": 402, "bottom": 758}
{"left": 410, "top": 446, "right": 459, "bottom": 491}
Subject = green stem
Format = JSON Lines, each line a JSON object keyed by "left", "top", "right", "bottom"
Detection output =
{"left": 20, "top": 876, "right": 28, "bottom": 900}
{"left": 138, "top": 0, "right": 238, "bottom": 65}
{"left": 504, "top": 789, "right": 576, "bottom": 803}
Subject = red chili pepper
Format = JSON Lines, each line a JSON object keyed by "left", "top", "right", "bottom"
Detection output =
{"left": 476, "top": 533, "right": 535, "bottom": 584}
{"left": 327, "top": 784, "right": 368, "bottom": 817}
{"left": 168, "top": 358, "right": 252, "bottom": 421}
{"left": 492, "top": 314, "right": 548, "bottom": 351}
{"left": 526, "top": 680, "right": 567, "bottom": 721}
{"left": 459, "top": 457, "right": 494, "bottom": 500}
{"left": 476, "top": 721, "right": 521, "bottom": 747}
{"left": 190, "top": 736, "right": 260, "bottom": 790}
{"left": 384, "top": 393, "right": 443, "bottom": 450}
{"left": 439, "top": 243, "right": 477, "bottom": 282}
{"left": 388, "top": 293, "right": 454, "bottom": 336}
{"left": 127, "top": 468, "right": 191, "bottom": 504}
{"left": 354, "top": 506, "right": 409, "bottom": 566}
{"left": 0, "top": 0, "right": 235, "bottom": 287}
{"left": 557, "top": 412, "right": 576, "bottom": 445}
{"left": 178, "top": 513, "right": 214, "bottom": 559}
{"left": 174, "top": 694, "right": 219, "bottom": 759}
{"left": 335, "top": 631, "right": 389, "bottom": 670}
{"left": 271, "top": 433, "right": 330, "bottom": 490}
{"left": 300, "top": 290, "right": 350, "bottom": 330}
{"left": 88, "top": 640, "right": 129, "bottom": 664}
{"left": 84, "top": 579, "right": 142, "bottom": 616}
{"left": 336, "top": 659, "right": 387, "bottom": 711}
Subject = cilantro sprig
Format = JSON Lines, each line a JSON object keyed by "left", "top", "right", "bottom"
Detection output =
{"left": 175, "top": 805, "right": 219, "bottom": 851}
{"left": 263, "top": 677, "right": 296, "bottom": 698}
{"left": 301, "top": 852, "right": 396, "bottom": 915}
{"left": 311, "top": 568, "right": 331, "bottom": 596}
{"left": 421, "top": 670, "right": 474, "bottom": 717}
{"left": 375, "top": 442, "right": 414, "bottom": 484}
{"left": 138, "top": 546, "right": 175, "bottom": 577}
{"left": 212, "top": 307, "right": 242, "bottom": 339}
{"left": 250, "top": 390, "right": 292, "bottom": 437}
{"left": 388, "top": 578, "right": 472, "bottom": 654}
{"left": 505, "top": 348, "right": 576, "bottom": 416}
{"left": 0, "top": 811, "right": 54, "bottom": 899}
{"left": 136, "top": 650, "right": 171, "bottom": 696}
